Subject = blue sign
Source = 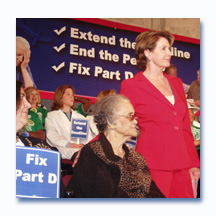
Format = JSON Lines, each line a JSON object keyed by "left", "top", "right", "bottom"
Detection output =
{"left": 16, "top": 146, "right": 61, "bottom": 198}
{"left": 71, "top": 118, "right": 89, "bottom": 140}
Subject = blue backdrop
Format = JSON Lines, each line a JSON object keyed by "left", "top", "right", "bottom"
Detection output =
{"left": 16, "top": 18, "right": 200, "bottom": 98}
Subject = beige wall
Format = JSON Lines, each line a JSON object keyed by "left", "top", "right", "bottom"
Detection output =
{"left": 101, "top": 18, "right": 200, "bottom": 39}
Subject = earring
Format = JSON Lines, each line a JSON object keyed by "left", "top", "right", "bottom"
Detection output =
{"left": 109, "top": 124, "right": 116, "bottom": 130}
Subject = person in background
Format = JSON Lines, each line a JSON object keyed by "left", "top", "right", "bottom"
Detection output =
{"left": 16, "top": 81, "right": 68, "bottom": 197}
{"left": 120, "top": 30, "right": 200, "bottom": 198}
{"left": 17, "top": 86, "right": 46, "bottom": 141}
{"left": 66, "top": 94, "right": 165, "bottom": 198}
{"left": 45, "top": 84, "right": 94, "bottom": 160}
{"left": 164, "top": 63, "right": 177, "bottom": 77}
{"left": 16, "top": 36, "right": 37, "bottom": 88}
{"left": 164, "top": 63, "right": 190, "bottom": 94}
{"left": 187, "top": 69, "right": 200, "bottom": 107}
{"left": 25, "top": 87, "right": 48, "bottom": 126}
{"left": 188, "top": 108, "right": 200, "bottom": 198}
{"left": 74, "top": 96, "right": 92, "bottom": 117}
{"left": 16, "top": 81, "right": 55, "bottom": 150}
{"left": 16, "top": 81, "right": 31, "bottom": 145}
{"left": 96, "top": 89, "right": 116, "bottom": 103}
{"left": 23, "top": 110, "right": 46, "bottom": 140}
{"left": 188, "top": 108, "right": 200, "bottom": 154}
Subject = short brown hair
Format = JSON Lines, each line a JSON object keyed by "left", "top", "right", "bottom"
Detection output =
{"left": 135, "top": 30, "right": 174, "bottom": 70}
{"left": 164, "top": 63, "right": 177, "bottom": 75}
{"left": 51, "top": 85, "right": 75, "bottom": 111}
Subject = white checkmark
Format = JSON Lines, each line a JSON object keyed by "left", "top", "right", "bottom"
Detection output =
{"left": 54, "top": 26, "right": 66, "bottom": 35}
{"left": 53, "top": 43, "right": 66, "bottom": 52}
{"left": 52, "top": 62, "right": 65, "bottom": 72}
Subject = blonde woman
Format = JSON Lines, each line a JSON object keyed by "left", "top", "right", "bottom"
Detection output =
{"left": 25, "top": 87, "right": 48, "bottom": 125}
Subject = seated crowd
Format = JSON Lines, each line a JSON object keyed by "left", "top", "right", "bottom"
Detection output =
{"left": 16, "top": 80, "right": 200, "bottom": 198}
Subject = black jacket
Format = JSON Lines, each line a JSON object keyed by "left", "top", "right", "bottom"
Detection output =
{"left": 67, "top": 133, "right": 165, "bottom": 198}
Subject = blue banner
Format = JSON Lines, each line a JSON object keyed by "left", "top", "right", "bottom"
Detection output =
{"left": 16, "top": 18, "right": 200, "bottom": 99}
{"left": 16, "top": 146, "right": 61, "bottom": 198}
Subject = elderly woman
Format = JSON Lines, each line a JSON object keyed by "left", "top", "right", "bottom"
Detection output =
{"left": 66, "top": 94, "right": 165, "bottom": 198}
{"left": 120, "top": 30, "right": 200, "bottom": 198}
{"left": 16, "top": 81, "right": 56, "bottom": 150}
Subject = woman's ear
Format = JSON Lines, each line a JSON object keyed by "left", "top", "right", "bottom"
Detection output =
{"left": 144, "top": 49, "right": 152, "bottom": 61}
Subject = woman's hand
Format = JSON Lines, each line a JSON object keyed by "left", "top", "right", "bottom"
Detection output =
{"left": 194, "top": 100, "right": 200, "bottom": 107}
{"left": 68, "top": 143, "right": 84, "bottom": 149}
{"left": 189, "top": 167, "right": 200, "bottom": 183}
{"left": 72, "top": 150, "right": 81, "bottom": 168}
{"left": 21, "top": 48, "right": 31, "bottom": 70}
{"left": 68, "top": 143, "right": 83, "bottom": 167}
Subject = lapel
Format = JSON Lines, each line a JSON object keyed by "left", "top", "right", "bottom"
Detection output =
{"left": 164, "top": 73, "right": 186, "bottom": 106}
{"left": 57, "top": 110, "right": 72, "bottom": 134}
{"left": 135, "top": 72, "right": 181, "bottom": 109}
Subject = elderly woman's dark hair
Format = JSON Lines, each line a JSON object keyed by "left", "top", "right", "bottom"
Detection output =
{"left": 94, "top": 94, "right": 130, "bottom": 133}
{"left": 16, "top": 80, "right": 23, "bottom": 112}
{"left": 135, "top": 30, "right": 175, "bottom": 71}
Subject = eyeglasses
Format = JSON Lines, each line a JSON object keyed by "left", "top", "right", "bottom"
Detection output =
{"left": 117, "top": 113, "right": 138, "bottom": 121}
